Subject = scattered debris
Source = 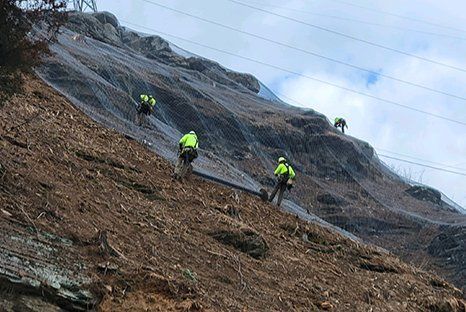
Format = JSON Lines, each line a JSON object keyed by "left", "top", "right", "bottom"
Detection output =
{"left": 319, "top": 301, "right": 334, "bottom": 310}
{"left": 182, "top": 269, "right": 198, "bottom": 283}
{"left": 98, "top": 230, "right": 125, "bottom": 258}
{"left": 1, "top": 209, "right": 12, "bottom": 218}
{"left": 97, "top": 262, "right": 119, "bottom": 275}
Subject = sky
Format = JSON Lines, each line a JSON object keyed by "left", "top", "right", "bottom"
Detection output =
{"left": 97, "top": 0, "right": 466, "bottom": 208}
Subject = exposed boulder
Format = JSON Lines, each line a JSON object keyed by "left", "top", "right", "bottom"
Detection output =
{"left": 67, "top": 12, "right": 122, "bottom": 47}
{"left": 226, "top": 71, "right": 260, "bottom": 93}
{"left": 92, "top": 11, "right": 119, "bottom": 28}
{"left": 184, "top": 57, "right": 260, "bottom": 93}
{"left": 211, "top": 228, "right": 268, "bottom": 259}
{"left": 127, "top": 35, "right": 174, "bottom": 59}
{"left": 359, "top": 259, "right": 401, "bottom": 273}
{"left": 316, "top": 193, "right": 347, "bottom": 206}
{"left": 406, "top": 186, "right": 442, "bottom": 206}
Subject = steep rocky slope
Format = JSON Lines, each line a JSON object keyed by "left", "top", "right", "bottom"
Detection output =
{"left": 34, "top": 11, "right": 466, "bottom": 291}
{"left": 1, "top": 75, "right": 465, "bottom": 311}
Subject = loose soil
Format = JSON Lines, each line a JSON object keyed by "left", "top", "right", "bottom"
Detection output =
{"left": 0, "top": 76, "right": 464, "bottom": 311}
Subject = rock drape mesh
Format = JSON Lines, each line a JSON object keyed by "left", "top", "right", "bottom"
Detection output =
{"left": 37, "top": 20, "right": 465, "bottom": 246}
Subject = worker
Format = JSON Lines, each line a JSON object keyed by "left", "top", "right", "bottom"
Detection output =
{"left": 136, "top": 94, "right": 156, "bottom": 126}
{"left": 137, "top": 94, "right": 156, "bottom": 122}
{"left": 269, "top": 157, "right": 296, "bottom": 206}
{"left": 334, "top": 117, "right": 348, "bottom": 134}
{"left": 174, "top": 131, "right": 199, "bottom": 179}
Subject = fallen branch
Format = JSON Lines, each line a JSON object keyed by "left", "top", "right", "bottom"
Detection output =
{"left": 14, "top": 202, "right": 38, "bottom": 236}
{"left": 232, "top": 254, "right": 247, "bottom": 293}
{"left": 206, "top": 250, "right": 228, "bottom": 258}
{"left": 4, "top": 112, "right": 42, "bottom": 134}
{"left": 98, "top": 230, "right": 126, "bottom": 259}
{"left": 291, "top": 222, "right": 299, "bottom": 236}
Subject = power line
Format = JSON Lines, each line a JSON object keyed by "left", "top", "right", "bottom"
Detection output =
{"left": 224, "top": 0, "right": 466, "bottom": 73}
{"left": 274, "top": 91, "right": 304, "bottom": 106}
{"left": 375, "top": 148, "right": 466, "bottom": 172}
{"left": 120, "top": 19, "right": 466, "bottom": 127}
{"left": 245, "top": 0, "right": 466, "bottom": 41}
{"left": 327, "top": 0, "right": 466, "bottom": 35}
{"left": 378, "top": 154, "right": 466, "bottom": 176}
{"left": 138, "top": 0, "right": 466, "bottom": 102}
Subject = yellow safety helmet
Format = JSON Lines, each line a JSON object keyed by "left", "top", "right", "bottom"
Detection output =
{"left": 148, "top": 96, "right": 156, "bottom": 106}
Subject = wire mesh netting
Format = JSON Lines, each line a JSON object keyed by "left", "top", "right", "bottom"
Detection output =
{"left": 37, "top": 14, "right": 466, "bottom": 242}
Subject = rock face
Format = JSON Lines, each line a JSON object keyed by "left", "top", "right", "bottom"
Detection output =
{"left": 428, "top": 226, "right": 466, "bottom": 288}
{"left": 406, "top": 185, "right": 442, "bottom": 206}
{"left": 66, "top": 12, "right": 261, "bottom": 94}
{"left": 93, "top": 11, "right": 119, "bottom": 28}
{"left": 36, "top": 11, "right": 466, "bottom": 291}
{"left": 67, "top": 13, "right": 122, "bottom": 47}
{"left": 0, "top": 220, "right": 95, "bottom": 311}
{"left": 225, "top": 71, "right": 260, "bottom": 93}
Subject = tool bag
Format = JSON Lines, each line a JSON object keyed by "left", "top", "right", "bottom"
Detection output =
{"left": 181, "top": 147, "right": 198, "bottom": 162}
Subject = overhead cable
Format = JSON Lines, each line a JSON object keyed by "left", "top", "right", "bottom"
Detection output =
{"left": 378, "top": 154, "right": 466, "bottom": 176}
{"left": 224, "top": 0, "right": 466, "bottom": 73}
{"left": 120, "top": 19, "right": 466, "bottom": 127}
{"left": 327, "top": 0, "right": 466, "bottom": 35}
{"left": 138, "top": 0, "right": 466, "bottom": 102}
{"left": 242, "top": 0, "right": 466, "bottom": 41}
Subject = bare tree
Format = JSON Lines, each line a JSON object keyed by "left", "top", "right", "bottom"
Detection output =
{"left": 0, "top": 0, "right": 67, "bottom": 103}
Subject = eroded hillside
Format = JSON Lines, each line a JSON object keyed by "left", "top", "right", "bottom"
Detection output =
{"left": 1, "top": 76, "right": 464, "bottom": 311}
{"left": 33, "top": 11, "right": 466, "bottom": 291}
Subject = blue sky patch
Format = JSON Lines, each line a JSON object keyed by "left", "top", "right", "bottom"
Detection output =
{"left": 365, "top": 70, "right": 381, "bottom": 87}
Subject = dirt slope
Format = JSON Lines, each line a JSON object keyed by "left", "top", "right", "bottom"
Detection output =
{"left": 35, "top": 11, "right": 466, "bottom": 291}
{"left": 0, "top": 76, "right": 464, "bottom": 311}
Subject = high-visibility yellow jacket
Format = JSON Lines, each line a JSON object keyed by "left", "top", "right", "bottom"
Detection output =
{"left": 179, "top": 133, "right": 198, "bottom": 149}
{"left": 274, "top": 163, "right": 295, "bottom": 179}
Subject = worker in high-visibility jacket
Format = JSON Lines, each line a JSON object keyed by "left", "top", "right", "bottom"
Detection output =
{"left": 269, "top": 157, "right": 296, "bottom": 206}
{"left": 334, "top": 117, "right": 348, "bottom": 134}
{"left": 138, "top": 94, "right": 156, "bottom": 116}
{"left": 174, "top": 131, "right": 199, "bottom": 180}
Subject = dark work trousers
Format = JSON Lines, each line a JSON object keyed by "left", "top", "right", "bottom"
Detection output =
{"left": 334, "top": 122, "right": 346, "bottom": 133}
{"left": 269, "top": 178, "right": 288, "bottom": 206}
{"left": 138, "top": 102, "right": 152, "bottom": 115}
